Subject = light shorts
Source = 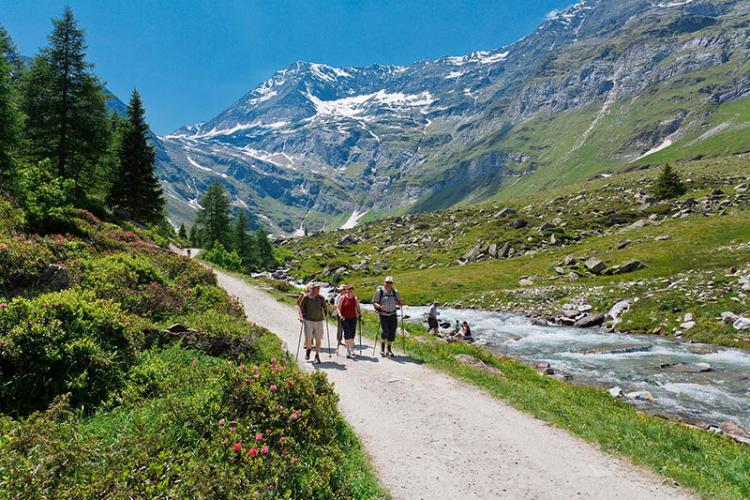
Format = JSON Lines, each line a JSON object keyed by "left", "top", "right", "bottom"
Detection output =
{"left": 304, "top": 319, "right": 325, "bottom": 341}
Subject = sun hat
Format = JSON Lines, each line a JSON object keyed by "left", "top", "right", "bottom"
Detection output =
{"left": 384, "top": 276, "right": 394, "bottom": 283}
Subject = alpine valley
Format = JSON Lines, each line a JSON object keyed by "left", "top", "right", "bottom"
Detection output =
{"left": 156, "top": 0, "right": 750, "bottom": 234}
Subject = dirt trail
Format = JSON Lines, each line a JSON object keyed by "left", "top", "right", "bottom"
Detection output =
{"left": 198, "top": 258, "right": 692, "bottom": 499}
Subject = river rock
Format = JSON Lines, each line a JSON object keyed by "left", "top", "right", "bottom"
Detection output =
{"left": 585, "top": 257, "right": 607, "bottom": 275}
{"left": 721, "top": 311, "right": 739, "bottom": 324}
{"left": 608, "top": 387, "right": 624, "bottom": 398}
{"left": 720, "top": 421, "right": 750, "bottom": 445}
{"left": 671, "top": 362, "right": 712, "bottom": 373}
{"left": 607, "top": 299, "right": 632, "bottom": 321}
{"left": 584, "top": 344, "right": 652, "bottom": 355}
{"left": 733, "top": 317, "right": 750, "bottom": 330}
{"left": 680, "top": 321, "right": 696, "bottom": 331}
{"left": 625, "top": 391, "right": 655, "bottom": 402}
{"left": 575, "top": 313, "right": 605, "bottom": 328}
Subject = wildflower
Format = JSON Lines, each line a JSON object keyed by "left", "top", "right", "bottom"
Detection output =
{"left": 218, "top": 418, "right": 225, "bottom": 426}
{"left": 233, "top": 443, "right": 242, "bottom": 452}
{"left": 53, "top": 303, "right": 61, "bottom": 309}
{"left": 252, "top": 365, "right": 258, "bottom": 372}
{"left": 261, "top": 446, "right": 269, "bottom": 455}
{"left": 270, "top": 384, "right": 278, "bottom": 393}
{"left": 253, "top": 373, "right": 260, "bottom": 380}
{"left": 248, "top": 448, "right": 258, "bottom": 457}
{"left": 290, "top": 411, "right": 300, "bottom": 421}
{"left": 244, "top": 377, "right": 251, "bottom": 383}
{"left": 192, "top": 359, "right": 198, "bottom": 367}
{"left": 255, "top": 432, "right": 263, "bottom": 441}
{"left": 0, "top": 243, "right": 7, "bottom": 251}
{"left": 0, "top": 303, "right": 6, "bottom": 310}
{"left": 270, "top": 357, "right": 277, "bottom": 365}
{"left": 266, "top": 428, "right": 272, "bottom": 435}
{"left": 239, "top": 364, "right": 246, "bottom": 372}
{"left": 276, "top": 404, "right": 284, "bottom": 413}
{"left": 279, "top": 436, "right": 286, "bottom": 444}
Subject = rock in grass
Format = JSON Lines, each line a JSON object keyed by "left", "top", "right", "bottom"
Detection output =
{"left": 733, "top": 317, "right": 750, "bottom": 330}
{"left": 575, "top": 313, "right": 605, "bottom": 328}
{"left": 498, "top": 242, "right": 514, "bottom": 258}
{"left": 607, "top": 299, "right": 632, "bottom": 321}
{"left": 625, "top": 391, "right": 655, "bottom": 402}
{"left": 168, "top": 323, "right": 189, "bottom": 334}
{"left": 615, "top": 260, "right": 646, "bottom": 274}
{"left": 518, "top": 277, "right": 534, "bottom": 287}
{"left": 585, "top": 257, "right": 607, "bottom": 275}
{"left": 509, "top": 218, "right": 528, "bottom": 229}
{"left": 454, "top": 354, "right": 503, "bottom": 376}
{"left": 720, "top": 311, "right": 739, "bottom": 324}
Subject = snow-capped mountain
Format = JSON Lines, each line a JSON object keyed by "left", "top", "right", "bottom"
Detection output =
{"left": 158, "top": 0, "right": 750, "bottom": 234}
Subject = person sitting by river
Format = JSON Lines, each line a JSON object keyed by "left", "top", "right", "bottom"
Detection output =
{"left": 449, "top": 321, "right": 473, "bottom": 343}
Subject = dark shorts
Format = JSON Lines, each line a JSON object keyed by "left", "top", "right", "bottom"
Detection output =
{"left": 342, "top": 317, "right": 357, "bottom": 340}
{"left": 428, "top": 316, "right": 438, "bottom": 329}
{"left": 379, "top": 314, "right": 398, "bottom": 342}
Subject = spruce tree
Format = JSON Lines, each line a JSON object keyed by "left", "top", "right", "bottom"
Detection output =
{"left": 234, "top": 210, "right": 259, "bottom": 270}
{"left": 0, "top": 25, "right": 23, "bottom": 78}
{"left": 21, "top": 6, "right": 110, "bottom": 197}
{"left": 653, "top": 164, "right": 686, "bottom": 200}
{"left": 188, "top": 224, "right": 202, "bottom": 247}
{"left": 108, "top": 89, "right": 164, "bottom": 224}
{"left": 196, "top": 182, "right": 232, "bottom": 248}
{"left": 256, "top": 228, "right": 275, "bottom": 269}
{"left": 0, "top": 29, "right": 21, "bottom": 185}
{"left": 178, "top": 223, "right": 188, "bottom": 240}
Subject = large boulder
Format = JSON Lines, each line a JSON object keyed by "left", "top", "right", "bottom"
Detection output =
{"left": 498, "top": 242, "right": 514, "bottom": 259}
{"left": 36, "top": 264, "right": 71, "bottom": 291}
{"left": 584, "top": 257, "right": 607, "bottom": 275}
{"left": 509, "top": 218, "right": 528, "bottom": 230}
{"left": 575, "top": 313, "right": 605, "bottom": 328}
{"left": 615, "top": 261, "right": 646, "bottom": 274}
{"left": 495, "top": 207, "right": 517, "bottom": 218}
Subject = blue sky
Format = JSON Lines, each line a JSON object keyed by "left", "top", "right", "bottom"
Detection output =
{"left": 2, "top": 0, "right": 571, "bottom": 134}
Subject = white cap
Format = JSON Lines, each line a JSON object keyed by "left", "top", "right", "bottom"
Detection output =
{"left": 385, "top": 276, "right": 394, "bottom": 284}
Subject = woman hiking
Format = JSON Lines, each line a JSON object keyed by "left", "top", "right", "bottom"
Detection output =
{"left": 336, "top": 284, "right": 361, "bottom": 358}
{"left": 298, "top": 282, "right": 328, "bottom": 363}
{"left": 372, "top": 276, "right": 404, "bottom": 357}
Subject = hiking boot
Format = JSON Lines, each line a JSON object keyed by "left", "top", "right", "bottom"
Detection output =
{"left": 305, "top": 349, "right": 311, "bottom": 361}
{"left": 346, "top": 350, "right": 352, "bottom": 359}
{"left": 314, "top": 354, "right": 321, "bottom": 364}
{"left": 387, "top": 348, "right": 394, "bottom": 357}
{"left": 380, "top": 349, "right": 386, "bottom": 357}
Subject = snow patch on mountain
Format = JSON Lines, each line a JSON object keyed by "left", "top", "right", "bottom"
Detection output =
{"left": 304, "top": 90, "right": 435, "bottom": 120}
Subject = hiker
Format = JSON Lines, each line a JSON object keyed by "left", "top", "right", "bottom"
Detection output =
{"left": 334, "top": 285, "right": 345, "bottom": 347}
{"left": 427, "top": 302, "right": 439, "bottom": 335}
{"left": 296, "top": 282, "right": 312, "bottom": 307}
{"left": 298, "top": 282, "right": 328, "bottom": 363}
{"left": 337, "top": 284, "right": 361, "bottom": 358}
{"left": 372, "top": 276, "right": 404, "bottom": 357}
{"left": 187, "top": 248, "right": 191, "bottom": 258}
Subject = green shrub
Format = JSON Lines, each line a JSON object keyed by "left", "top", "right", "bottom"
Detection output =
{"left": 653, "top": 163, "right": 687, "bottom": 200}
{"left": 202, "top": 242, "right": 244, "bottom": 272}
{"left": 0, "top": 198, "right": 25, "bottom": 234}
{"left": 14, "top": 160, "right": 76, "bottom": 232}
{"left": 0, "top": 290, "right": 139, "bottom": 414}
{"left": 0, "top": 236, "right": 53, "bottom": 291}
{"left": 0, "top": 349, "right": 355, "bottom": 498}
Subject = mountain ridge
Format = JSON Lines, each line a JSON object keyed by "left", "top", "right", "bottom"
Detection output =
{"left": 156, "top": 0, "right": 750, "bottom": 234}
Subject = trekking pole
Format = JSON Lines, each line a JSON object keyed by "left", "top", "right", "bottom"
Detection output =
{"left": 295, "top": 322, "right": 303, "bottom": 361}
{"left": 401, "top": 308, "right": 406, "bottom": 354}
{"left": 335, "top": 318, "right": 341, "bottom": 357}
{"left": 372, "top": 318, "right": 380, "bottom": 357}
{"left": 359, "top": 316, "right": 363, "bottom": 355}
{"left": 325, "top": 318, "right": 332, "bottom": 358}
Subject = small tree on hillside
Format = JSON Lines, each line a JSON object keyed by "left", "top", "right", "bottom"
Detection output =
{"left": 256, "top": 228, "right": 275, "bottom": 269}
{"left": 234, "top": 210, "right": 259, "bottom": 270}
{"left": 196, "top": 182, "right": 232, "bottom": 248}
{"left": 188, "top": 224, "right": 202, "bottom": 247}
{"left": 653, "top": 163, "right": 686, "bottom": 200}
{"left": 108, "top": 90, "right": 164, "bottom": 224}
{"left": 178, "top": 223, "right": 187, "bottom": 240}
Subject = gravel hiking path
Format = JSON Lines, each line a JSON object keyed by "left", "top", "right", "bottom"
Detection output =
{"left": 179, "top": 250, "right": 692, "bottom": 499}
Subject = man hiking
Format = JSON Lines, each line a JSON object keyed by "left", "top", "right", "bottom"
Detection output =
{"left": 428, "top": 301, "right": 439, "bottom": 335}
{"left": 372, "top": 276, "right": 404, "bottom": 357}
{"left": 298, "top": 282, "right": 328, "bottom": 364}
{"left": 337, "top": 284, "right": 361, "bottom": 358}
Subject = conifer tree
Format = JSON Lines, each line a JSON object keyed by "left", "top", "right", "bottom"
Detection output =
{"left": 21, "top": 6, "right": 110, "bottom": 197}
{"left": 256, "top": 228, "right": 275, "bottom": 269}
{"left": 653, "top": 163, "right": 686, "bottom": 200}
{"left": 189, "top": 224, "right": 202, "bottom": 247}
{"left": 108, "top": 89, "right": 164, "bottom": 224}
{"left": 0, "top": 29, "right": 21, "bottom": 185}
{"left": 178, "top": 223, "right": 188, "bottom": 240}
{"left": 234, "top": 210, "right": 259, "bottom": 270}
{"left": 196, "top": 182, "right": 232, "bottom": 248}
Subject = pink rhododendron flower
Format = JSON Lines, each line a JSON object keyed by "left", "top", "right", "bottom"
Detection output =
{"left": 261, "top": 446, "right": 269, "bottom": 455}
{"left": 191, "top": 359, "right": 198, "bottom": 367}
{"left": 278, "top": 436, "right": 286, "bottom": 444}
{"left": 0, "top": 303, "right": 6, "bottom": 310}
{"left": 253, "top": 373, "right": 260, "bottom": 380}
{"left": 270, "top": 384, "right": 278, "bottom": 393}
{"left": 290, "top": 411, "right": 300, "bottom": 421}
{"left": 218, "top": 418, "right": 225, "bottom": 426}
{"left": 0, "top": 243, "right": 7, "bottom": 251}
{"left": 270, "top": 357, "right": 277, "bottom": 365}
{"left": 255, "top": 433, "right": 263, "bottom": 441}
{"left": 239, "top": 364, "right": 246, "bottom": 372}
{"left": 233, "top": 443, "right": 242, "bottom": 452}
{"left": 248, "top": 448, "right": 258, "bottom": 457}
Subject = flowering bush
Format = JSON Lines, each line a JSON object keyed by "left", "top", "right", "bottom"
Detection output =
{"left": 0, "top": 290, "right": 140, "bottom": 415}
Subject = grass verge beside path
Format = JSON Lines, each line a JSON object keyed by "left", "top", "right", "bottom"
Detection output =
{"left": 251, "top": 274, "right": 750, "bottom": 499}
